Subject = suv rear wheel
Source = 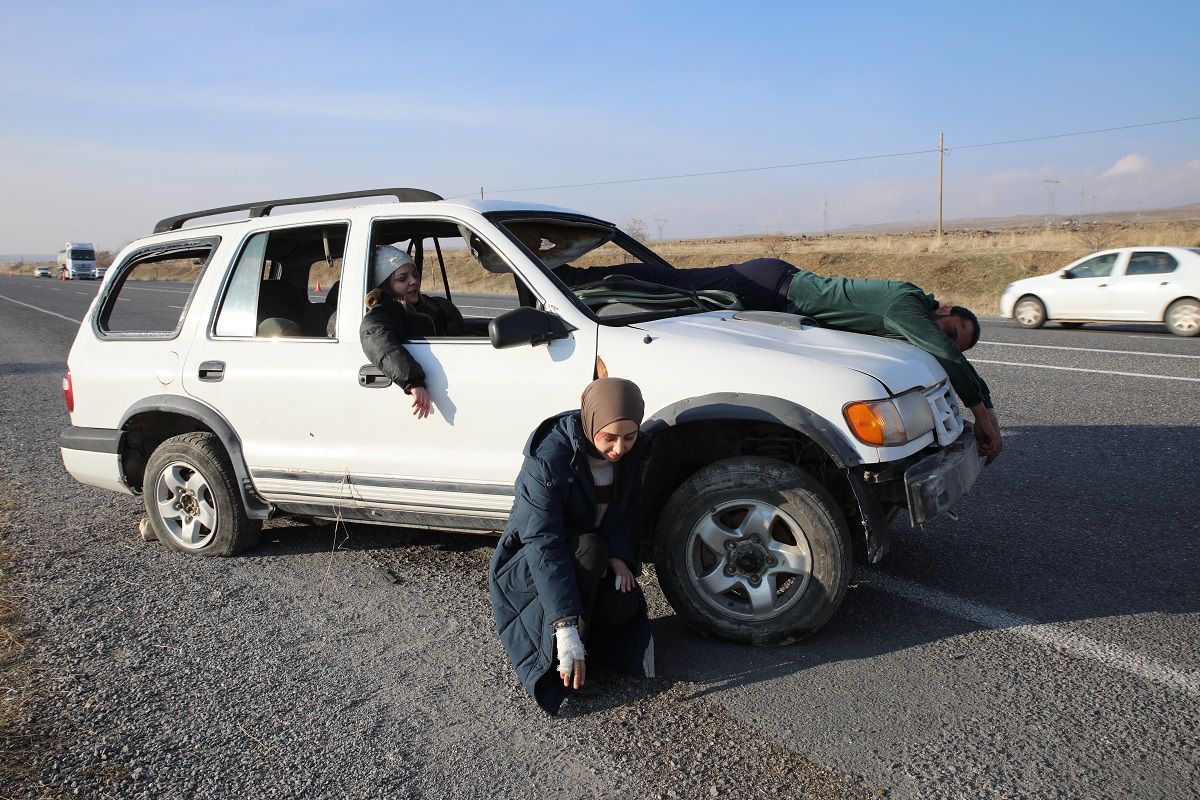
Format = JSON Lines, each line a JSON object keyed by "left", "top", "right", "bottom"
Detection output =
{"left": 654, "top": 456, "right": 851, "bottom": 646}
{"left": 144, "top": 432, "right": 262, "bottom": 556}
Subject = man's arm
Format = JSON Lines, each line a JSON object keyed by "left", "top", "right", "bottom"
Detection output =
{"left": 970, "top": 403, "right": 1002, "bottom": 465}
{"left": 883, "top": 296, "right": 1001, "bottom": 463}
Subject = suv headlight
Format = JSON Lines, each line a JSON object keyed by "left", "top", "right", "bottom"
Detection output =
{"left": 843, "top": 389, "right": 936, "bottom": 446}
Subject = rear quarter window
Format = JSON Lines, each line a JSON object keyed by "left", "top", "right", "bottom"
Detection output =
{"left": 95, "top": 239, "right": 218, "bottom": 337}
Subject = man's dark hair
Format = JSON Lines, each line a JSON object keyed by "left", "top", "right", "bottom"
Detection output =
{"left": 948, "top": 306, "right": 981, "bottom": 349}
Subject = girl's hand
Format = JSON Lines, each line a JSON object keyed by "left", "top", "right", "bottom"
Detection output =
{"left": 608, "top": 558, "right": 636, "bottom": 593}
{"left": 554, "top": 625, "right": 586, "bottom": 688}
{"left": 411, "top": 387, "right": 432, "bottom": 419}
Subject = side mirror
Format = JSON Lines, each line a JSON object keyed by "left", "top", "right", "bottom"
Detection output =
{"left": 1059, "top": 271, "right": 1073, "bottom": 279}
{"left": 488, "top": 306, "right": 575, "bottom": 349}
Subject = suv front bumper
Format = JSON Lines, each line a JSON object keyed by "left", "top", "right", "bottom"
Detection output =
{"left": 904, "top": 424, "right": 981, "bottom": 525}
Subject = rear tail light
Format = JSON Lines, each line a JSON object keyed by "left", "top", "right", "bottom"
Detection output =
{"left": 63, "top": 371, "right": 74, "bottom": 413}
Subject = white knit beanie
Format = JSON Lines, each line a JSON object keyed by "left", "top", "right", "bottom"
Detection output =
{"left": 371, "top": 245, "right": 416, "bottom": 289}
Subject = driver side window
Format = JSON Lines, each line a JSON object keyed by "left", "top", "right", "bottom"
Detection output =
{"left": 367, "top": 220, "right": 530, "bottom": 338}
{"left": 1068, "top": 253, "right": 1117, "bottom": 279}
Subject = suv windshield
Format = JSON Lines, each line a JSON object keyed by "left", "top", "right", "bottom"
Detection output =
{"left": 495, "top": 216, "right": 725, "bottom": 321}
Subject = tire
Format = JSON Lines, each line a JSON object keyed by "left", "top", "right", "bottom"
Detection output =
{"left": 654, "top": 456, "right": 851, "bottom": 646}
{"left": 1059, "top": 322, "right": 1085, "bottom": 329}
{"left": 144, "top": 432, "right": 262, "bottom": 556}
{"left": 1165, "top": 298, "right": 1200, "bottom": 337}
{"left": 1013, "top": 295, "right": 1046, "bottom": 329}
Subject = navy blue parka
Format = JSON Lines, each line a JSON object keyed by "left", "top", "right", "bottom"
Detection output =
{"left": 489, "top": 410, "right": 655, "bottom": 714}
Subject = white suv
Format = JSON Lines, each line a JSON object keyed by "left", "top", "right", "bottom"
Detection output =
{"left": 58, "top": 188, "right": 981, "bottom": 644}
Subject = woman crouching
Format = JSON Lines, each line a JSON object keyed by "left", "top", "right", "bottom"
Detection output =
{"left": 490, "top": 378, "right": 655, "bottom": 714}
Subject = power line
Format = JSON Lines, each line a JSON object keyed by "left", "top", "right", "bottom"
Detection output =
{"left": 449, "top": 115, "right": 1200, "bottom": 199}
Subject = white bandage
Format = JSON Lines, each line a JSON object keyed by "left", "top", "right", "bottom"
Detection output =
{"left": 614, "top": 574, "right": 624, "bottom": 591}
{"left": 555, "top": 625, "right": 585, "bottom": 677}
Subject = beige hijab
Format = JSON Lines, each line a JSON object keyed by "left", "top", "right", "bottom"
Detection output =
{"left": 580, "top": 378, "right": 645, "bottom": 442}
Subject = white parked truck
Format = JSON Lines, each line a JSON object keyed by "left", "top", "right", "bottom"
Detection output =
{"left": 57, "top": 241, "right": 98, "bottom": 280}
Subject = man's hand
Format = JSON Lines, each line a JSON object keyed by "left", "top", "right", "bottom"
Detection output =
{"left": 971, "top": 403, "right": 1002, "bottom": 465}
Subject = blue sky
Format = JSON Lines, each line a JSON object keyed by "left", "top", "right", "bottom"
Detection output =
{"left": 2, "top": 0, "right": 1198, "bottom": 253}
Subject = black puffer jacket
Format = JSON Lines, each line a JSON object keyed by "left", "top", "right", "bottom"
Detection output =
{"left": 358, "top": 294, "right": 465, "bottom": 393}
{"left": 489, "top": 411, "right": 655, "bottom": 714}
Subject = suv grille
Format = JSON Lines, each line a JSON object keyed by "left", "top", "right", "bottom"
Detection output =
{"left": 924, "top": 381, "right": 962, "bottom": 445}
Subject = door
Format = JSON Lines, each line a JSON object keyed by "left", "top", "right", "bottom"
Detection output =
{"left": 1051, "top": 252, "right": 1120, "bottom": 319}
{"left": 1106, "top": 250, "right": 1181, "bottom": 321}
{"left": 338, "top": 218, "right": 597, "bottom": 524}
{"left": 181, "top": 222, "right": 353, "bottom": 506}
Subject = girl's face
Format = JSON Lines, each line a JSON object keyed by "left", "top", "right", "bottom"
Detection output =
{"left": 592, "top": 419, "right": 639, "bottom": 462}
{"left": 389, "top": 263, "right": 421, "bottom": 303}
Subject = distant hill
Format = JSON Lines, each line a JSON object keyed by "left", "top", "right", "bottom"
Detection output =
{"left": 828, "top": 200, "right": 1200, "bottom": 236}
{"left": 0, "top": 254, "right": 55, "bottom": 263}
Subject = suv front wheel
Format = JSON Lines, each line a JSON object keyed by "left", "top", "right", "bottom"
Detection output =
{"left": 144, "top": 432, "right": 262, "bottom": 556}
{"left": 654, "top": 456, "right": 851, "bottom": 646}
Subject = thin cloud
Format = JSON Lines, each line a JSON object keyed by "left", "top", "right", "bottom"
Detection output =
{"left": 1103, "top": 153, "right": 1152, "bottom": 177}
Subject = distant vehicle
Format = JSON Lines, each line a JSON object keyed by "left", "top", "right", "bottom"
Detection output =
{"left": 96, "top": 267, "right": 107, "bottom": 279}
{"left": 35, "top": 267, "right": 52, "bottom": 278}
{"left": 57, "top": 241, "right": 98, "bottom": 280}
{"left": 1000, "top": 246, "right": 1200, "bottom": 337}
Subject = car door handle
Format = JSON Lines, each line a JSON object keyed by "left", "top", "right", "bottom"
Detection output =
{"left": 197, "top": 361, "right": 225, "bottom": 382}
{"left": 358, "top": 365, "right": 393, "bottom": 388}
{"left": 1098, "top": 283, "right": 1107, "bottom": 288}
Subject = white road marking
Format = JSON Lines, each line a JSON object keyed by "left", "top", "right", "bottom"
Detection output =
{"left": 123, "top": 286, "right": 191, "bottom": 294}
{"left": 0, "top": 293, "right": 82, "bottom": 324}
{"left": 857, "top": 569, "right": 1200, "bottom": 697}
{"left": 971, "top": 359, "right": 1200, "bottom": 382}
{"left": 979, "top": 340, "right": 1200, "bottom": 360}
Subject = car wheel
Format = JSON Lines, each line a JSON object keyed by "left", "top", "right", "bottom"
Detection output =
{"left": 1014, "top": 296, "right": 1046, "bottom": 329}
{"left": 144, "top": 432, "right": 262, "bottom": 556}
{"left": 1059, "top": 322, "right": 1085, "bottom": 329}
{"left": 654, "top": 456, "right": 851, "bottom": 646}
{"left": 1165, "top": 298, "right": 1200, "bottom": 337}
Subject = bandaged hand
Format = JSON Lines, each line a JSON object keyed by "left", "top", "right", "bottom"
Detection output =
{"left": 554, "top": 625, "right": 586, "bottom": 686}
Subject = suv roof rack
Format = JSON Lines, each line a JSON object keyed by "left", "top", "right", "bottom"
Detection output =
{"left": 153, "top": 187, "right": 444, "bottom": 233}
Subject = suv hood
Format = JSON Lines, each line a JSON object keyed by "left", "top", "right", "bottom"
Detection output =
{"left": 635, "top": 310, "right": 949, "bottom": 396}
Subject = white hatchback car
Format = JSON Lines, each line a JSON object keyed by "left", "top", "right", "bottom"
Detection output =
{"left": 1000, "top": 246, "right": 1200, "bottom": 336}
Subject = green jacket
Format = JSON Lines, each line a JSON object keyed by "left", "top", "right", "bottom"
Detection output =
{"left": 784, "top": 271, "right": 992, "bottom": 408}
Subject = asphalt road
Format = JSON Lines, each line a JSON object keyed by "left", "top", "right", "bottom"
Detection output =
{"left": 1, "top": 273, "right": 1197, "bottom": 799}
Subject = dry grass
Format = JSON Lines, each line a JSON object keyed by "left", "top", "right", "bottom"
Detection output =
{"left": 648, "top": 219, "right": 1200, "bottom": 313}
{"left": 6, "top": 219, "right": 1197, "bottom": 314}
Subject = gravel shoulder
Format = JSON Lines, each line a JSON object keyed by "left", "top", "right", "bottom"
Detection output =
{"left": 0, "top": 301, "right": 878, "bottom": 799}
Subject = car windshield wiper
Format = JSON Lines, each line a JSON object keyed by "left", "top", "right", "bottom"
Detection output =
{"left": 575, "top": 275, "right": 739, "bottom": 312}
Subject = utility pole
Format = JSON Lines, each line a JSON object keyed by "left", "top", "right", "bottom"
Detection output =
{"left": 823, "top": 198, "right": 829, "bottom": 237}
{"left": 653, "top": 219, "right": 667, "bottom": 240}
{"left": 1043, "top": 179, "right": 1061, "bottom": 227}
{"left": 938, "top": 132, "right": 944, "bottom": 240}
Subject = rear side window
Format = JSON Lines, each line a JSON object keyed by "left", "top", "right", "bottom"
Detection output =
{"left": 96, "top": 240, "right": 217, "bottom": 337}
{"left": 1125, "top": 252, "right": 1178, "bottom": 276}
{"left": 213, "top": 223, "right": 347, "bottom": 338}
